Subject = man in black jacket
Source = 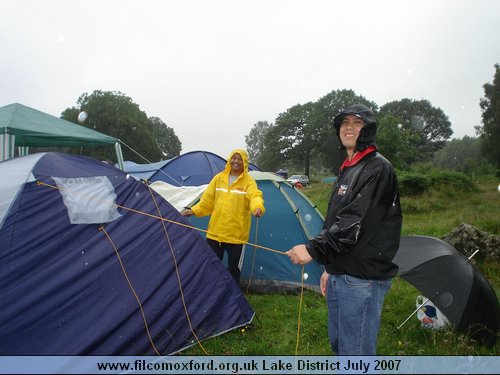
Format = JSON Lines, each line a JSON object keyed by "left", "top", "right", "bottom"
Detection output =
{"left": 287, "top": 104, "right": 402, "bottom": 355}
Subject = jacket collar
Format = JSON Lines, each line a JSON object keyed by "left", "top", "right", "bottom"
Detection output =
{"left": 339, "top": 146, "right": 377, "bottom": 171}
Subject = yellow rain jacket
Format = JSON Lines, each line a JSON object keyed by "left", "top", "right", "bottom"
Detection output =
{"left": 190, "top": 149, "right": 265, "bottom": 244}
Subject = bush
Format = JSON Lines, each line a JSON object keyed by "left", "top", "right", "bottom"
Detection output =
{"left": 398, "top": 172, "right": 430, "bottom": 196}
{"left": 427, "top": 170, "right": 476, "bottom": 192}
{"left": 398, "top": 169, "right": 476, "bottom": 197}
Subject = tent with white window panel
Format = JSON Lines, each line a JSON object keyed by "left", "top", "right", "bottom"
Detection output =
{"left": 0, "top": 152, "right": 254, "bottom": 355}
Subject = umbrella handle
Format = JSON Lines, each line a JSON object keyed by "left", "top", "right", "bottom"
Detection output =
{"left": 397, "top": 296, "right": 431, "bottom": 330}
{"left": 397, "top": 249, "right": 479, "bottom": 330}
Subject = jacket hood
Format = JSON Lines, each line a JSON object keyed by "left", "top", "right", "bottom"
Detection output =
{"left": 333, "top": 104, "right": 378, "bottom": 152}
{"left": 225, "top": 149, "right": 249, "bottom": 174}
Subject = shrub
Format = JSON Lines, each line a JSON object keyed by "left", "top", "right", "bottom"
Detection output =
{"left": 427, "top": 170, "right": 476, "bottom": 192}
{"left": 398, "top": 169, "right": 476, "bottom": 197}
{"left": 398, "top": 172, "right": 430, "bottom": 196}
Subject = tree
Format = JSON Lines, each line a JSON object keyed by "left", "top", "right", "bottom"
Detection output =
{"left": 378, "top": 99, "right": 453, "bottom": 164}
{"left": 248, "top": 89, "right": 379, "bottom": 174}
{"left": 273, "top": 102, "right": 322, "bottom": 177}
{"left": 477, "top": 64, "right": 500, "bottom": 169}
{"left": 245, "top": 120, "right": 273, "bottom": 167}
{"left": 61, "top": 90, "right": 164, "bottom": 163}
{"left": 150, "top": 116, "right": 182, "bottom": 159}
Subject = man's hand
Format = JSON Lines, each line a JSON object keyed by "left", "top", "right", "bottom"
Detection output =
{"left": 286, "top": 244, "right": 313, "bottom": 265}
{"left": 253, "top": 208, "right": 263, "bottom": 217}
{"left": 181, "top": 208, "right": 194, "bottom": 217}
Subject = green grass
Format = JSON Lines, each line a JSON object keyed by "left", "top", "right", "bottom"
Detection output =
{"left": 185, "top": 178, "right": 500, "bottom": 356}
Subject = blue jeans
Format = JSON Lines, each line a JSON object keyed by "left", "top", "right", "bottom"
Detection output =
{"left": 326, "top": 274, "right": 391, "bottom": 355}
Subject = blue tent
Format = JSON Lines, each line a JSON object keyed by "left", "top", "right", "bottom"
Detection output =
{"left": 121, "top": 159, "right": 171, "bottom": 181}
{"left": 122, "top": 150, "right": 261, "bottom": 186}
{"left": 0, "top": 152, "right": 254, "bottom": 355}
{"left": 181, "top": 171, "right": 326, "bottom": 292}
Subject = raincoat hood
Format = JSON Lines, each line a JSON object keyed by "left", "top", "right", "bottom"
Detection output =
{"left": 225, "top": 149, "right": 249, "bottom": 174}
{"left": 333, "top": 104, "right": 378, "bottom": 152}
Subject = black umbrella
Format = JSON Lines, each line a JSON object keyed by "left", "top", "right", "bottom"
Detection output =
{"left": 394, "top": 235, "right": 500, "bottom": 347}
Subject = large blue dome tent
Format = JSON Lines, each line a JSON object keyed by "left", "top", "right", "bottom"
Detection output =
{"left": 0, "top": 152, "right": 254, "bottom": 355}
{"left": 121, "top": 150, "right": 261, "bottom": 186}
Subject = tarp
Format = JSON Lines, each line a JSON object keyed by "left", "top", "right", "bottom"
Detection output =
{"left": 0, "top": 103, "right": 118, "bottom": 147}
{"left": 0, "top": 103, "right": 124, "bottom": 168}
{"left": 0, "top": 152, "right": 254, "bottom": 355}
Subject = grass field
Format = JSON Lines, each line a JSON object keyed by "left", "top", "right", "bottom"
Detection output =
{"left": 185, "top": 178, "right": 500, "bottom": 356}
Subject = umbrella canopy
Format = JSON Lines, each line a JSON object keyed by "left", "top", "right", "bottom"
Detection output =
{"left": 394, "top": 235, "right": 500, "bottom": 347}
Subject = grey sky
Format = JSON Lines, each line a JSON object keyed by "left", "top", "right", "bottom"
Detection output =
{"left": 1, "top": 0, "right": 499, "bottom": 160}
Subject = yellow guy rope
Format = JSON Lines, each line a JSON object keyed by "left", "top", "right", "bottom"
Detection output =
{"left": 144, "top": 183, "right": 210, "bottom": 355}
{"left": 99, "top": 226, "right": 161, "bottom": 356}
{"left": 245, "top": 218, "right": 259, "bottom": 293}
{"left": 295, "top": 265, "right": 305, "bottom": 356}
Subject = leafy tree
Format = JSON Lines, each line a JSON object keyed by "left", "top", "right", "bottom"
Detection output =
{"left": 61, "top": 90, "right": 164, "bottom": 163}
{"left": 245, "top": 120, "right": 273, "bottom": 167}
{"left": 477, "top": 64, "right": 500, "bottom": 168}
{"left": 150, "top": 116, "right": 182, "bottom": 159}
{"left": 273, "top": 102, "right": 322, "bottom": 177}
{"left": 378, "top": 99, "right": 453, "bottom": 163}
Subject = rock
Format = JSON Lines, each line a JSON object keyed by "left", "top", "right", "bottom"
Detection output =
{"left": 442, "top": 224, "right": 500, "bottom": 261}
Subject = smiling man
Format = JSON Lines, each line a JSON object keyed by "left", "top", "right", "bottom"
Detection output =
{"left": 287, "top": 104, "right": 402, "bottom": 355}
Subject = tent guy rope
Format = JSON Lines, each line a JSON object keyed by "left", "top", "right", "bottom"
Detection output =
{"left": 144, "top": 182, "right": 210, "bottom": 355}
{"left": 36, "top": 180, "right": 287, "bottom": 256}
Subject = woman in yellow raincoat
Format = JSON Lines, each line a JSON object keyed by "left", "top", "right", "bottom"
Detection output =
{"left": 182, "top": 149, "right": 265, "bottom": 284}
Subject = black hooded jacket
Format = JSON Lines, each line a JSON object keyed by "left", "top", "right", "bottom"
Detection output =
{"left": 306, "top": 104, "right": 402, "bottom": 280}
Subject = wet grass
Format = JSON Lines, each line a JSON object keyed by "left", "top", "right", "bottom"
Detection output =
{"left": 184, "top": 177, "right": 500, "bottom": 355}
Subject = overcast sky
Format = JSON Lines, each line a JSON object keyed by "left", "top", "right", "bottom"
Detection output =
{"left": 1, "top": 0, "right": 499, "bottom": 159}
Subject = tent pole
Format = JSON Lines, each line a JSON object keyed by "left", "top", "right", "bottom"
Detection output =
{"left": 115, "top": 142, "right": 125, "bottom": 171}
{"left": 396, "top": 249, "right": 480, "bottom": 330}
{"left": 1, "top": 131, "right": 15, "bottom": 161}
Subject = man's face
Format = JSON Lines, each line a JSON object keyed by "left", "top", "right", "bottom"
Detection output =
{"left": 339, "top": 114, "right": 365, "bottom": 151}
{"left": 230, "top": 153, "right": 244, "bottom": 174}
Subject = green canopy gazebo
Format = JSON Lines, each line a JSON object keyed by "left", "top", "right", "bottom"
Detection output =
{"left": 0, "top": 103, "right": 124, "bottom": 169}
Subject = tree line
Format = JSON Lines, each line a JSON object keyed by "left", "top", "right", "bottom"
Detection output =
{"left": 50, "top": 64, "right": 498, "bottom": 175}
{"left": 246, "top": 64, "right": 500, "bottom": 176}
